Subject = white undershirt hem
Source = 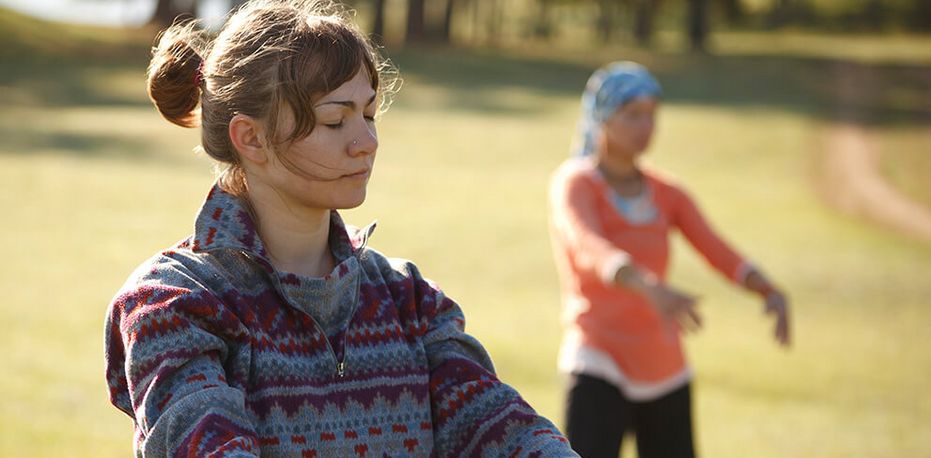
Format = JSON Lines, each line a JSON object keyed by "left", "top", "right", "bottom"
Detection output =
{"left": 558, "top": 338, "right": 692, "bottom": 402}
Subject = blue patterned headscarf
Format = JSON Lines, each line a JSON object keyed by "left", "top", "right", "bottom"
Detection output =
{"left": 571, "top": 61, "right": 662, "bottom": 157}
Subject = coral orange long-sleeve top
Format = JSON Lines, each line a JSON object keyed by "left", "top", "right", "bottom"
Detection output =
{"left": 549, "top": 158, "right": 749, "bottom": 386}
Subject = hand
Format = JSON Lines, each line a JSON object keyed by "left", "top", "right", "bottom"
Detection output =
{"left": 615, "top": 265, "right": 702, "bottom": 332}
{"left": 763, "top": 289, "right": 791, "bottom": 347}
{"left": 644, "top": 283, "right": 702, "bottom": 333}
{"left": 743, "top": 269, "right": 791, "bottom": 347}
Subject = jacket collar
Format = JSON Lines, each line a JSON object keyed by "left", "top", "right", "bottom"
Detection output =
{"left": 191, "top": 184, "right": 375, "bottom": 262}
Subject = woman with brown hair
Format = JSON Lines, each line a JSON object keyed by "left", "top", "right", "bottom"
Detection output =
{"left": 104, "top": 1, "right": 577, "bottom": 456}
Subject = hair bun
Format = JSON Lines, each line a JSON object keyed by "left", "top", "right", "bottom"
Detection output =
{"left": 147, "top": 21, "right": 205, "bottom": 128}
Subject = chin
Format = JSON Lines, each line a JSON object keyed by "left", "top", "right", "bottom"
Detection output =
{"left": 332, "top": 192, "right": 367, "bottom": 210}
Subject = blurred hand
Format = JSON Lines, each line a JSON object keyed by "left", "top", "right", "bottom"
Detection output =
{"left": 644, "top": 283, "right": 702, "bottom": 332}
{"left": 764, "top": 289, "right": 791, "bottom": 347}
{"left": 615, "top": 265, "right": 702, "bottom": 332}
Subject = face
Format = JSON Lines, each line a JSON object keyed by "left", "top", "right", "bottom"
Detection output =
{"left": 597, "top": 96, "right": 658, "bottom": 166}
{"left": 261, "top": 69, "right": 378, "bottom": 211}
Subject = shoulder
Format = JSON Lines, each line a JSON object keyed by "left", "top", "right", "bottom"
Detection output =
{"left": 359, "top": 246, "right": 428, "bottom": 286}
{"left": 356, "top": 247, "right": 454, "bottom": 324}
{"left": 117, "top": 238, "right": 219, "bottom": 289}
{"left": 642, "top": 166, "right": 692, "bottom": 202}
{"left": 109, "top": 238, "right": 228, "bottom": 320}
{"left": 551, "top": 157, "right": 598, "bottom": 184}
{"left": 550, "top": 157, "right": 602, "bottom": 199}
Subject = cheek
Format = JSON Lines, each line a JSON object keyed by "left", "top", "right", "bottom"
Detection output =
{"left": 605, "top": 123, "right": 634, "bottom": 145}
{"left": 289, "top": 135, "right": 339, "bottom": 167}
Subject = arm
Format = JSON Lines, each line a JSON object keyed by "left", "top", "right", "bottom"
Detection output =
{"left": 550, "top": 169, "right": 632, "bottom": 285}
{"left": 105, "top": 261, "right": 259, "bottom": 457}
{"left": 672, "top": 188, "right": 790, "bottom": 345}
{"left": 551, "top": 169, "right": 700, "bottom": 330}
{"left": 403, "top": 266, "right": 577, "bottom": 457}
{"left": 671, "top": 187, "right": 748, "bottom": 283}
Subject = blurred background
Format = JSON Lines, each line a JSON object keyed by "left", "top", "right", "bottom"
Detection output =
{"left": 1, "top": 0, "right": 929, "bottom": 456}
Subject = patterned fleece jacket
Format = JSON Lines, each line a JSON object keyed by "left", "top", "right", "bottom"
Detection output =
{"left": 105, "top": 184, "right": 577, "bottom": 458}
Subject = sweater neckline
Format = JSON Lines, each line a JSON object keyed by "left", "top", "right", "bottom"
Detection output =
{"left": 190, "top": 183, "right": 377, "bottom": 266}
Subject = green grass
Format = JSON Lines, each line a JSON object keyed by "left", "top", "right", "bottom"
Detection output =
{"left": 2, "top": 9, "right": 930, "bottom": 457}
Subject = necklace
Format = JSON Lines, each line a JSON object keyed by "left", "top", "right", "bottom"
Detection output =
{"left": 598, "top": 164, "right": 644, "bottom": 198}
{"left": 597, "top": 165, "right": 657, "bottom": 225}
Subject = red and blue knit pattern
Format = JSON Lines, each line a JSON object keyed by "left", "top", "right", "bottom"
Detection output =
{"left": 105, "top": 184, "right": 576, "bottom": 457}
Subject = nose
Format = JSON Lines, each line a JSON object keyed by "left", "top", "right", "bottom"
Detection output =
{"left": 348, "top": 120, "right": 377, "bottom": 157}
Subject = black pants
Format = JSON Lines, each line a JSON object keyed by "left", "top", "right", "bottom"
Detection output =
{"left": 564, "top": 373, "right": 695, "bottom": 458}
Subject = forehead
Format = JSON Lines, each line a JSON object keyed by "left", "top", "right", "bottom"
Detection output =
{"left": 316, "top": 70, "right": 376, "bottom": 105}
{"left": 620, "top": 96, "right": 658, "bottom": 110}
{"left": 605, "top": 96, "right": 657, "bottom": 123}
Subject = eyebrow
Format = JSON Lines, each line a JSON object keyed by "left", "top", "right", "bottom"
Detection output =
{"left": 314, "top": 93, "right": 377, "bottom": 109}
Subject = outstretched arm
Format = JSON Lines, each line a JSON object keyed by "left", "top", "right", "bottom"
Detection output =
{"left": 550, "top": 168, "right": 633, "bottom": 284}
{"left": 672, "top": 187, "right": 790, "bottom": 346}
{"left": 551, "top": 169, "right": 701, "bottom": 330}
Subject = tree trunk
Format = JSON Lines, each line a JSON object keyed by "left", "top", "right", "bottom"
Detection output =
{"left": 907, "top": 0, "right": 931, "bottom": 31}
{"left": 687, "top": 0, "right": 709, "bottom": 52}
{"left": 533, "top": 0, "right": 555, "bottom": 39}
{"left": 719, "top": 0, "right": 743, "bottom": 24}
{"left": 440, "top": 0, "right": 456, "bottom": 43}
{"left": 594, "top": 0, "right": 625, "bottom": 44}
{"left": 470, "top": 0, "right": 480, "bottom": 44}
{"left": 372, "top": 0, "right": 386, "bottom": 44}
{"left": 148, "top": 0, "right": 196, "bottom": 28}
{"left": 767, "top": 0, "right": 793, "bottom": 27}
{"left": 633, "top": 0, "right": 655, "bottom": 47}
{"left": 486, "top": 0, "right": 502, "bottom": 45}
{"left": 594, "top": 0, "right": 609, "bottom": 43}
{"left": 406, "top": 0, "right": 426, "bottom": 43}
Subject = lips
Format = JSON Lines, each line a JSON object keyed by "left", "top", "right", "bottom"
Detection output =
{"left": 342, "top": 168, "right": 371, "bottom": 179}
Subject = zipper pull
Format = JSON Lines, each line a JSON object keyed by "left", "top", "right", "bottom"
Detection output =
{"left": 336, "top": 361, "right": 346, "bottom": 378}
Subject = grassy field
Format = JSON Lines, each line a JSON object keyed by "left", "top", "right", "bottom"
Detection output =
{"left": 1, "top": 9, "right": 930, "bottom": 457}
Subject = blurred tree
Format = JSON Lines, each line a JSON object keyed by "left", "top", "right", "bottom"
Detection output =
{"left": 440, "top": 0, "right": 456, "bottom": 43}
{"left": 765, "top": 0, "right": 815, "bottom": 28}
{"left": 406, "top": 0, "right": 457, "bottom": 44}
{"left": 718, "top": 0, "right": 743, "bottom": 25}
{"left": 487, "top": 0, "right": 504, "bottom": 45}
{"left": 905, "top": 0, "right": 931, "bottom": 31}
{"left": 532, "top": 0, "right": 556, "bottom": 39}
{"left": 633, "top": 0, "right": 657, "bottom": 46}
{"left": 687, "top": 0, "right": 708, "bottom": 51}
{"left": 371, "top": 0, "right": 385, "bottom": 43}
{"left": 594, "top": 0, "right": 623, "bottom": 42}
{"left": 150, "top": 0, "right": 197, "bottom": 27}
{"left": 406, "top": 0, "right": 425, "bottom": 42}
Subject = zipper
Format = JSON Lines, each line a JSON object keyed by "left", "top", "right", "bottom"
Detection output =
{"left": 239, "top": 249, "right": 361, "bottom": 380}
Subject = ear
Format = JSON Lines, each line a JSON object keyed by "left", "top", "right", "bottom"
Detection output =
{"left": 229, "top": 114, "right": 268, "bottom": 165}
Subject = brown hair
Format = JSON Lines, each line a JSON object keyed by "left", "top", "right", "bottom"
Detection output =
{"left": 146, "top": 0, "right": 398, "bottom": 194}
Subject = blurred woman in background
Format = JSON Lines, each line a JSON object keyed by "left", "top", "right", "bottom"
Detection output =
{"left": 549, "top": 61, "right": 790, "bottom": 458}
